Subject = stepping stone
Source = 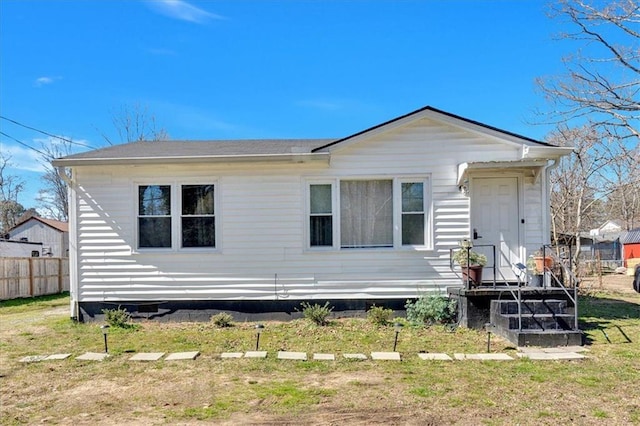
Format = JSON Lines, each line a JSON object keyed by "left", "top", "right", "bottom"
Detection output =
{"left": 166, "top": 351, "right": 200, "bottom": 361}
{"left": 277, "top": 351, "right": 307, "bottom": 361}
{"left": 371, "top": 352, "right": 401, "bottom": 361}
{"left": 244, "top": 351, "right": 268, "bottom": 358}
{"left": 418, "top": 353, "right": 453, "bottom": 361}
{"left": 129, "top": 352, "right": 165, "bottom": 361}
{"left": 517, "top": 352, "right": 586, "bottom": 360}
{"left": 44, "top": 354, "right": 72, "bottom": 361}
{"left": 313, "top": 353, "right": 335, "bottom": 361}
{"left": 76, "top": 352, "right": 109, "bottom": 361}
{"left": 19, "top": 355, "right": 48, "bottom": 363}
{"left": 454, "top": 353, "right": 513, "bottom": 361}
{"left": 343, "top": 353, "right": 367, "bottom": 360}
{"left": 220, "top": 352, "right": 244, "bottom": 359}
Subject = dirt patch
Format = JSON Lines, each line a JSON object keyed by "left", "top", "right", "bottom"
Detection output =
{"left": 581, "top": 273, "right": 637, "bottom": 294}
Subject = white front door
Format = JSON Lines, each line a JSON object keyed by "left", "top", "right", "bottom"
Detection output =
{"left": 470, "top": 177, "right": 520, "bottom": 282}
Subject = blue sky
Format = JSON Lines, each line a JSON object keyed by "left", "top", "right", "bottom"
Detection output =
{"left": 1, "top": 0, "right": 577, "bottom": 209}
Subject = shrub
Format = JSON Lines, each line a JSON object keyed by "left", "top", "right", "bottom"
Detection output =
{"left": 102, "top": 306, "right": 132, "bottom": 328}
{"left": 405, "top": 294, "right": 457, "bottom": 326}
{"left": 367, "top": 305, "right": 394, "bottom": 326}
{"left": 210, "top": 312, "right": 234, "bottom": 328}
{"left": 299, "top": 301, "right": 333, "bottom": 326}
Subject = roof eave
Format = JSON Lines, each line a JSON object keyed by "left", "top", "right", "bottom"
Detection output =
{"left": 52, "top": 152, "right": 330, "bottom": 167}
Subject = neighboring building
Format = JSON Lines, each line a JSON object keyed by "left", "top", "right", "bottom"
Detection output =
{"left": 587, "top": 220, "right": 623, "bottom": 261}
{"left": 8, "top": 216, "right": 69, "bottom": 257}
{"left": 0, "top": 239, "right": 43, "bottom": 257}
{"left": 621, "top": 228, "right": 640, "bottom": 267}
{"left": 53, "top": 105, "right": 573, "bottom": 320}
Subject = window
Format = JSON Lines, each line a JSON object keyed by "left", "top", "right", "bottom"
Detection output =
{"left": 401, "top": 182, "right": 425, "bottom": 245}
{"left": 340, "top": 180, "right": 393, "bottom": 248}
{"left": 137, "top": 183, "right": 217, "bottom": 250}
{"left": 307, "top": 177, "right": 430, "bottom": 250}
{"left": 309, "top": 184, "right": 333, "bottom": 247}
{"left": 181, "top": 185, "right": 215, "bottom": 248}
{"left": 138, "top": 185, "right": 172, "bottom": 248}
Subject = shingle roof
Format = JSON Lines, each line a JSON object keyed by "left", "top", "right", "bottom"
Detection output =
{"left": 11, "top": 216, "right": 68, "bottom": 233}
{"left": 53, "top": 139, "right": 335, "bottom": 166}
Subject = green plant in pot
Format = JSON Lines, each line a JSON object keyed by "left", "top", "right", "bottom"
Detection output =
{"left": 526, "top": 255, "right": 544, "bottom": 287}
{"left": 452, "top": 244, "right": 487, "bottom": 287}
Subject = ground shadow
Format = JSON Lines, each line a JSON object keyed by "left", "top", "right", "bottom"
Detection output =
{"left": 0, "top": 291, "right": 69, "bottom": 308}
{"left": 579, "top": 294, "right": 639, "bottom": 345}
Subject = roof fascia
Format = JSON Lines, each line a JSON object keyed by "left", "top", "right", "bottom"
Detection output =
{"left": 52, "top": 152, "right": 330, "bottom": 167}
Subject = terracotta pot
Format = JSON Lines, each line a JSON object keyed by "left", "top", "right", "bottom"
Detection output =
{"left": 534, "top": 256, "right": 553, "bottom": 272}
{"left": 462, "top": 265, "right": 483, "bottom": 288}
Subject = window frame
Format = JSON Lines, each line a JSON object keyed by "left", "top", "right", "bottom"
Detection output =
{"left": 134, "top": 180, "right": 219, "bottom": 253}
{"left": 306, "top": 180, "right": 337, "bottom": 251}
{"left": 305, "top": 176, "right": 432, "bottom": 251}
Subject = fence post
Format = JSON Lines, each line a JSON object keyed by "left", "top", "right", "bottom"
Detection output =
{"left": 28, "top": 257, "right": 34, "bottom": 297}
{"left": 58, "top": 258, "right": 63, "bottom": 293}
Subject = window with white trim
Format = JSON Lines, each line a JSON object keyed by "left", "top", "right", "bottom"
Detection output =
{"left": 306, "top": 177, "right": 430, "bottom": 250}
{"left": 181, "top": 184, "right": 215, "bottom": 248}
{"left": 309, "top": 184, "right": 333, "bottom": 247}
{"left": 401, "top": 181, "right": 425, "bottom": 245}
{"left": 340, "top": 179, "right": 393, "bottom": 248}
{"left": 137, "top": 183, "right": 217, "bottom": 250}
{"left": 138, "top": 185, "right": 172, "bottom": 248}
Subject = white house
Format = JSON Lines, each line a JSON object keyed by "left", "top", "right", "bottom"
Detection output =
{"left": 53, "top": 106, "right": 573, "bottom": 321}
{"left": 8, "top": 216, "right": 69, "bottom": 258}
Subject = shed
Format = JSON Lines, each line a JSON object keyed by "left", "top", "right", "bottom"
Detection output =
{"left": 621, "top": 228, "right": 640, "bottom": 268}
{"left": 8, "top": 216, "right": 69, "bottom": 257}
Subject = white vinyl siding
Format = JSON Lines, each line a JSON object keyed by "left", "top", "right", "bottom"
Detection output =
{"left": 68, "top": 115, "right": 546, "bottom": 303}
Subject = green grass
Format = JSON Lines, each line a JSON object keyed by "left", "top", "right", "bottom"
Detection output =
{"left": 1, "top": 291, "right": 639, "bottom": 425}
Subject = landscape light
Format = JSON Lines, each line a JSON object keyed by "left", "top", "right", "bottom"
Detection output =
{"left": 393, "top": 322, "right": 404, "bottom": 352}
{"left": 485, "top": 322, "right": 492, "bottom": 353}
{"left": 255, "top": 324, "right": 264, "bottom": 351}
{"left": 101, "top": 324, "right": 110, "bottom": 353}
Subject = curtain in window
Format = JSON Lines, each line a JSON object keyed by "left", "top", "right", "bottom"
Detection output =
{"left": 340, "top": 180, "right": 393, "bottom": 248}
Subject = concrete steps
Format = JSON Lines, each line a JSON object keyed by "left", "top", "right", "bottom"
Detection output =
{"left": 490, "top": 299, "right": 582, "bottom": 347}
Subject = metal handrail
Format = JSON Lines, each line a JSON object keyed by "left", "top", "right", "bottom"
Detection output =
{"left": 543, "top": 244, "right": 579, "bottom": 331}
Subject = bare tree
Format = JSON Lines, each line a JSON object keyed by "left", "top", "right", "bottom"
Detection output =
{"left": 36, "top": 138, "right": 73, "bottom": 221}
{"left": 101, "top": 103, "right": 169, "bottom": 145}
{"left": 601, "top": 140, "right": 640, "bottom": 229}
{"left": 538, "top": 0, "right": 639, "bottom": 141}
{"left": 0, "top": 153, "right": 26, "bottom": 233}
{"left": 548, "top": 125, "right": 610, "bottom": 268}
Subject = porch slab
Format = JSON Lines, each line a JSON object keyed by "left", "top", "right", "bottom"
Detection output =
{"left": 313, "top": 353, "right": 335, "bottom": 361}
{"left": 244, "top": 351, "right": 268, "bottom": 358}
{"left": 76, "top": 352, "right": 109, "bottom": 361}
{"left": 343, "top": 353, "right": 368, "bottom": 360}
{"left": 454, "top": 353, "right": 513, "bottom": 361}
{"left": 417, "top": 353, "right": 453, "bottom": 361}
{"left": 165, "top": 351, "right": 200, "bottom": 361}
{"left": 371, "top": 352, "right": 401, "bottom": 361}
{"left": 277, "top": 351, "right": 307, "bottom": 361}
{"left": 129, "top": 352, "right": 165, "bottom": 361}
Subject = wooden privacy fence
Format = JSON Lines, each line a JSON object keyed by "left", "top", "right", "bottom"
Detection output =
{"left": 0, "top": 257, "right": 69, "bottom": 300}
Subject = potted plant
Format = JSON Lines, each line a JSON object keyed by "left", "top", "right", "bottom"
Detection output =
{"left": 526, "top": 255, "right": 544, "bottom": 287}
{"left": 531, "top": 249, "right": 553, "bottom": 273}
{"left": 452, "top": 247, "right": 488, "bottom": 287}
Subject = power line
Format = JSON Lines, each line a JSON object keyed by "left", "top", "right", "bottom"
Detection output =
{"left": 0, "top": 115, "right": 95, "bottom": 149}
{"left": 0, "top": 131, "right": 48, "bottom": 156}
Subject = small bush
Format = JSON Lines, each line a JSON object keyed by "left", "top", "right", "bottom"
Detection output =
{"left": 405, "top": 294, "right": 457, "bottom": 326}
{"left": 102, "top": 306, "right": 132, "bottom": 328}
{"left": 299, "top": 301, "right": 333, "bottom": 326}
{"left": 367, "top": 305, "right": 394, "bottom": 326}
{"left": 210, "top": 312, "right": 234, "bottom": 328}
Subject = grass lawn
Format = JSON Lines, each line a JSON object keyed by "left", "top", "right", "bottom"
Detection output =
{"left": 1, "top": 284, "right": 639, "bottom": 425}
